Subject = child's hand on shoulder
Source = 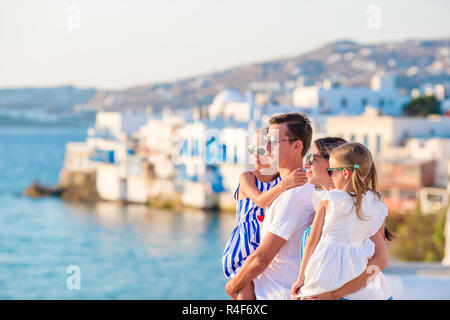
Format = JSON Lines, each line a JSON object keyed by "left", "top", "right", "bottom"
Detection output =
{"left": 282, "top": 168, "right": 307, "bottom": 190}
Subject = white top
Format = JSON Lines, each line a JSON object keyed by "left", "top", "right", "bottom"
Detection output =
{"left": 253, "top": 183, "right": 315, "bottom": 300}
{"left": 299, "top": 189, "right": 391, "bottom": 298}
{"left": 311, "top": 189, "right": 326, "bottom": 211}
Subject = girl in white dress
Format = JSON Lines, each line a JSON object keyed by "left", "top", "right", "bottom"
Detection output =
{"left": 294, "top": 142, "right": 392, "bottom": 300}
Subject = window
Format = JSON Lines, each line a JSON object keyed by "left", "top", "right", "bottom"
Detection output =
{"left": 363, "top": 135, "right": 369, "bottom": 148}
{"left": 400, "top": 190, "right": 417, "bottom": 200}
{"left": 376, "top": 135, "right": 381, "bottom": 154}
{"left": 361, "top": 98, "right": 368, "bottom": 107}
{"left": 427, "top": 194, "right": 443, "bottom": 202}
{"left": 192, "top": 140, "right": 199, "bottom": 156}
{"left": 380, "top": 189, "right": 390, "bottom": 198}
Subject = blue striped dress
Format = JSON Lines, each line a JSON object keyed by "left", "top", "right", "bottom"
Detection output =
{"left": 300, "top": 225, "right": 312, "bottom": 262}
{"left": 222, "top": 173, "right": 281, "bottom": 279}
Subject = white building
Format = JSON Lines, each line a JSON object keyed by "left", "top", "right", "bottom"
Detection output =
{"left": 82, "top": 111, "right": 151, "bottom": 203}
{"left": 62, "top": 142, "right": 94, "bottom": 173}
{"left": 326, "top": 109, "right": 450, "bottom": 214}
{"left": 293, "top": 73, "right": 409, "bottom": 116}
{"left": 208, "top": 89, "right": 252, "bottom": 122}
{"left": 326, "top": 107, "right": 450, "bottom": 159}
{"left": 135, "top": 114, "right": 187, "bottom": 202}
{"left": 173, "top": 119, "right": 251, "bottom": 208}
{"left": 413, "top": 83, "right": 449, "bottom": 101}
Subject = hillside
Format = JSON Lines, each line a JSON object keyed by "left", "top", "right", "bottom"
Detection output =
{"left": 86, "top": 38, "right": 450, "bottom": 112}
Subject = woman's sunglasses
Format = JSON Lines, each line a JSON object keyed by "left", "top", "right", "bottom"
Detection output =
{"left": 326, "top": 167, "right": 355, "bottom": 177}
{"left": 306, "top": 153, "right": 325, "bottom": 166}
{"left": 248, "top": 145, "right": 267, "bottom": 157}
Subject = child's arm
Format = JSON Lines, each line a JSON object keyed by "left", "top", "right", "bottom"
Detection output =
{"left": 291, "top": 200, "right": 328, "bottom": 298}
{"left": 239, "top": 169, "right": 306, "bottom": 209}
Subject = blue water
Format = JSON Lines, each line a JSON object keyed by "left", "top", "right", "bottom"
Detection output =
{"left": 0, "top": 126, "right": 233, "bottom": 299}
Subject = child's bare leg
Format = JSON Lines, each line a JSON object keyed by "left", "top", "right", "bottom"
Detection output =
{"left": 236, "top": 281, "right": 256, "bottom": 300}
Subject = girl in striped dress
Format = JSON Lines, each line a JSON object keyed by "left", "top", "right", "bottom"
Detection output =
{"left": 222, "top": 129, "right": 307, "bottom": 300}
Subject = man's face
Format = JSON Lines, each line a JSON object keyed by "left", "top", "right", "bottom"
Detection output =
{"left": 267, "top": 123, "right": 300, "bottom": 168}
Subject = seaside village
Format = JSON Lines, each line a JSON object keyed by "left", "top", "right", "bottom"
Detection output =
{"left": 59, "top": 73, "right": 450, "bottom": 261}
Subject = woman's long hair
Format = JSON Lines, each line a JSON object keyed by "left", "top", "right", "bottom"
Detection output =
{"left": 330, "top": 142, "right": 394, "bottom": 241}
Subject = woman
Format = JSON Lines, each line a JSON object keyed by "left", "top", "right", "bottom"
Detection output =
{"left": 292, "top": 137, "right": 392, "bottom": 300}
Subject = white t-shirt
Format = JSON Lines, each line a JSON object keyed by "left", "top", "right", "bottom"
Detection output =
{"left": 253, "top": 182, "right": 315, "bottom": 300}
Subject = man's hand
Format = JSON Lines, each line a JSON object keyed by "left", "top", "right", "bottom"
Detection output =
{"left": 225, "top": 232, "right": 286, "bottom": 300}
{"left": 225, "top": 279, "right": 238, "bottom": 299}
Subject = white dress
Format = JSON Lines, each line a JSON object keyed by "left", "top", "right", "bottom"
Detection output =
{"left": 299, "top": 189, "right": 392, "bottom": 299}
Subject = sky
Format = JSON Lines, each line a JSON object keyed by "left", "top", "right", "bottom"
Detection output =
{"left": 0, "top": 0, "right": 449, "bottom": 90}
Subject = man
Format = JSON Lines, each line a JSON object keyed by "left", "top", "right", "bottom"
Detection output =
{"left": 225, "top": 113, "right": 315, "bottom": 300}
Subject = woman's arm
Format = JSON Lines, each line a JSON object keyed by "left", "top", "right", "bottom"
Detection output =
{"left": 291, "top": 200, "right": 328, "bottom": 297}
{"left": 303, "top": 224, "right": 389, "bottom": 300}
{"left": 239, "top": 169, "right": 306, "bottom": 209}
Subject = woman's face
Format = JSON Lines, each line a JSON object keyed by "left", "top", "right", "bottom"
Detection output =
{"left": 304, "top": 143, "right": 333, "bottom": 188}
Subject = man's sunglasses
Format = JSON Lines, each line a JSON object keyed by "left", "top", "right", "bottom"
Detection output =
{"left": 264, "top": 135, "right": 299, "bottom": 146}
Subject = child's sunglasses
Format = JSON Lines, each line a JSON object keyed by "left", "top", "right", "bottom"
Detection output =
{"left": 326, "top": 167, "right": 355, "bottom": 177}
{"left": 248, "top": 145, "right": 267, "bottom": 157}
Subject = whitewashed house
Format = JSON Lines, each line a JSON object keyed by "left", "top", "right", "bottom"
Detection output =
{"left": 326, "top": 107, "right": 450, "bottom": 158}
{"left": 293, "top": 73, "right": 409, "bottom": 116}
{"left": 173, "top": 119, "right": 252, "bottom": 209}
{"left": 136, "top": 114, "right": 188, "bottom": 202}
{"left": 326, "top": 109, "right": 450, "bottom": 214}
{"left": 86, "top": 111, "right": 151, "bottom": 203}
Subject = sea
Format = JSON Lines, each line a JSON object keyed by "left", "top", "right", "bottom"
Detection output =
{"left": 0, "top": 125, "right": 449, "bottom": 299}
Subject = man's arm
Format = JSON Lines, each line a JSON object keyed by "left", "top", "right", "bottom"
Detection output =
{"left": 225, "top": 232, "right": 286, "bottom": 298}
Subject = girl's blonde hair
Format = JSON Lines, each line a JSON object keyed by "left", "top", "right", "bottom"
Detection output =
{"left": 329, "top": 142, "right": 381, "bottom": 220}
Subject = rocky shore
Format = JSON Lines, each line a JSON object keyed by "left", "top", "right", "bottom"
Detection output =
{"left": 24, "top": 169, "right": 235, "bottom": 213}
{"left": 24, "top": 169, "right": 100, "bottom": 203}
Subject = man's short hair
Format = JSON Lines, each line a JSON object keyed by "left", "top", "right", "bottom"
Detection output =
{"left": 269, "top": 113, "right": 313, "bottom": 157}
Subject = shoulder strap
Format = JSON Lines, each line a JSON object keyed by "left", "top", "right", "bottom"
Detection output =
{"left": 233, "top": 184, "right": 240, "bottom": 201}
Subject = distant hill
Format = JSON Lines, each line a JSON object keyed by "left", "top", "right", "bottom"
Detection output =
{"left": 0, "top": 86, "right": 97, "bottom": 126}
{"left": 0, "top": 86, "right": 96, "bottom": 112}
{"left": 86, "top": 38, "right": 450, "bottom": 112}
